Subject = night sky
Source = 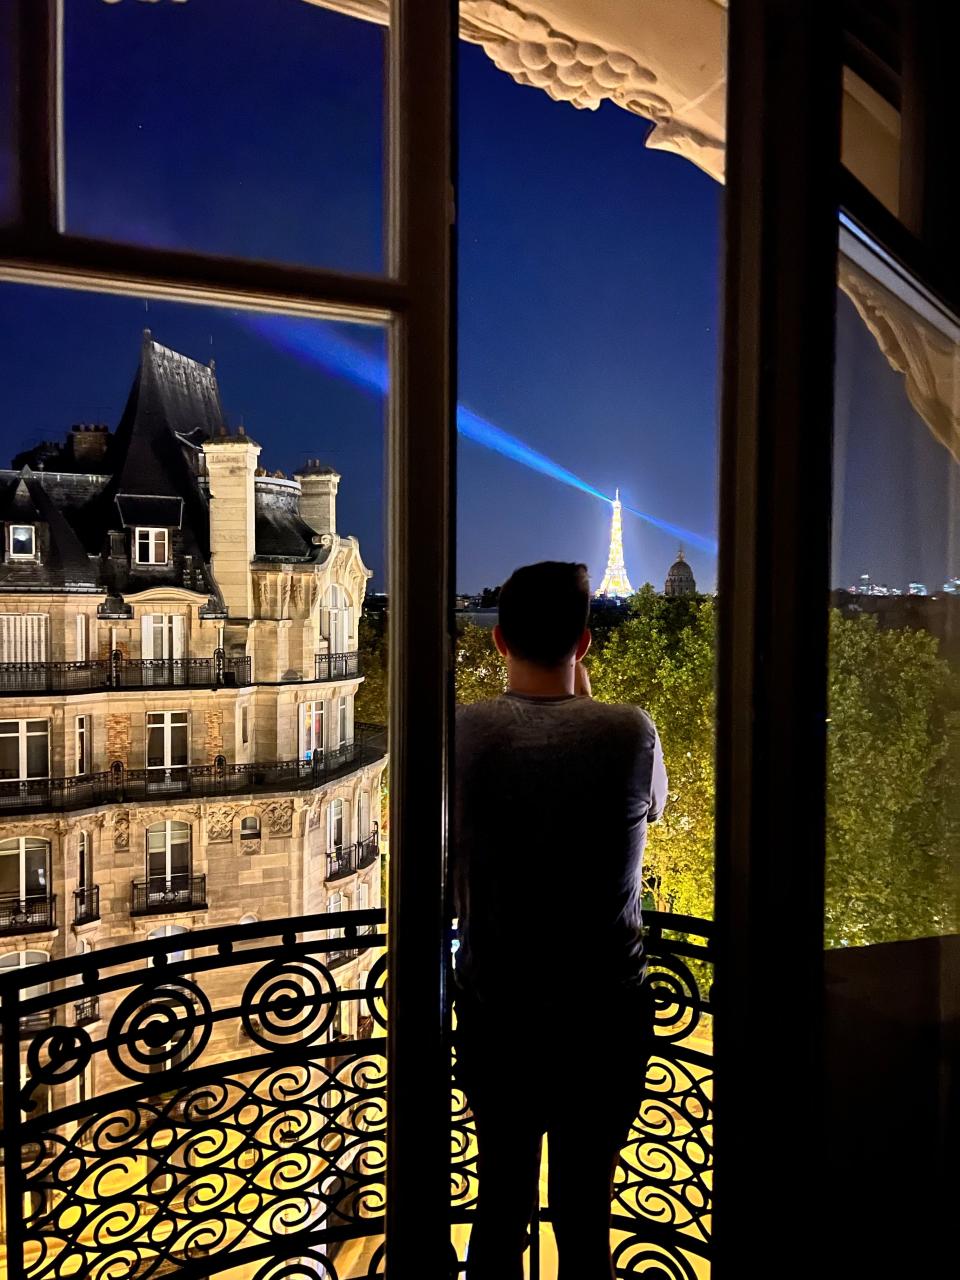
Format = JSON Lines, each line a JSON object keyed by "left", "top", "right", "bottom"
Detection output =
{"left": 0, "top": 0, "right": 954, "bottom": 594}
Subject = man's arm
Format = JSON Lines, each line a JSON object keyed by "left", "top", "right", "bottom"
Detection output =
{"left": 647, "top": 727, "right": 668, "bottom": 823}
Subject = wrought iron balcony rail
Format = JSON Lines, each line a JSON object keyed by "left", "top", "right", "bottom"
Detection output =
{"left": 314, "top": 650, "right": 361, "bottom": 682}
{"left": 0, "top": 892, "right": 56, "bottom": 935}
{"left": 73, "top": 995, "right": 100, "bottom": 1027}
{"left": 325, "top": 829, "right": 380, "bottom": 881}
{"left": 73, "top": 885, "right": 100, "bottom": 926}
{"left": 130, "top": 875, "right": 207, "bottom": 916}
{"left": 0, "top": 651, "right": 251, "bottom": 696}
{"left": 0, "top": 908, "right": 712, "bottom": 1280}
{"left": 0, "top": 728, "right": 386, "bottom": 818}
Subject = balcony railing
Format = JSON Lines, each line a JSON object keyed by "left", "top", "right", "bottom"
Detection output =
{"left": 130, "top": 875, "right": 208, "bottom": 916}
{"left": 73, "top": 995, "right": 100, "bottom": 1026}
{"left": 73, "top": 885, "right": 100, "bottom": 925}
{"left": 0, "top": 651, "right": 251, "bottom": 696}
{"left": 314, "top": 651, "right": 361, "bottom": 682}
{"left": 0, "top": 909, "right": 712, "bottom": 1280}
{"left": 0, "top": 726, "right": 387, "bottom": 817}
{"left": 0, "top": 893, "right": 56, "bottom": 935}
{"left": 325, "top": 829, "right": 380, "bottom": 881}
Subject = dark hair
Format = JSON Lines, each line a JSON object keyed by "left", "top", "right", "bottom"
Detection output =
{"left": 497, "top": 561, "right": 590, "bottom": 667}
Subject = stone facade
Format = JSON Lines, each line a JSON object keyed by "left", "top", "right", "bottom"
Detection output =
{"left": 0, "top": 335, "right": 386, "bottom": 1119}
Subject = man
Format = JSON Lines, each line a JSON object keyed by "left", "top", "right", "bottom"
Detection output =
{"left": 453, "top": 561, "right": 668, "bottom": 1280}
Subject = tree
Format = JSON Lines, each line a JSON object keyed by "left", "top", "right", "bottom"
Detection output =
{"left": 825, "top": 610, "right": 960, "bottom": 946}
{"left": 588, "top": 587, "right": 716, "bottom": 920}
{"left": 455, "top": 624, "right": 507, "bottom": 704}
{"left": 355, "top": 612, "right": 388, "bottom": 726}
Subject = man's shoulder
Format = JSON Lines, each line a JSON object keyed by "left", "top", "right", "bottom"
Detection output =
{"left": 578, "top": 699, "right": 657, "bottom": 739}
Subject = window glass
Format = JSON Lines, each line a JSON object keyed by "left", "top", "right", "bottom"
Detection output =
{"left": 63, "top": 0, "right": 389, "bottom": 274}
{"left": 135, "top": 529, "right": 168, "bottom": 565}
{"left": 10, "top": 525, "right": 35, "bottom": 557}
{"left": 240, "top": 816, "right": 260, "bottom": 839}
{"left": 830, "top": 226, "right": 960, "bottom": 945}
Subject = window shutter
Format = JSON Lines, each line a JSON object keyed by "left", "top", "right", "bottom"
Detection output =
{"left": 172, "top": 615, "right": 185, "bottom": 659}
{"left": 141, "top": 615, "right": 155, "bottom": 660}
{"left": 0, "top": 615, "right": 49, "bottom": 662}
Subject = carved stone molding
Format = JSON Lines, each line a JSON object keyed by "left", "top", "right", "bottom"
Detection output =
{"left": 838, "top": 259, "right": 960, "bottom": 462}
{"left": 241, "top": 837, "right": 262, "bottom": 856}
{"left": 135, "top": 805, "right": 202, "bottom": 828}
{"left": 113, "top": 810, "right": 130, "bottom": 851}
{"left": 206, "top": 806, "right": 236, "bottom": 843}
{"left": 261, "top": 799, "right": 294, "bottom": 837}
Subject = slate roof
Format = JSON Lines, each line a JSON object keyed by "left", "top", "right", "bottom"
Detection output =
{"left": 1, "top": 332, "right": 333, "bottom": 600}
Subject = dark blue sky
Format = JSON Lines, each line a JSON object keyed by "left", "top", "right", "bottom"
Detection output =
{"left": 0, "top": 0, "right": 952, "bottom": 594}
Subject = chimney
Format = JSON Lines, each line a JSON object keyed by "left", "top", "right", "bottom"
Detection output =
{"left": 203, "top": 431, "right": 261, "bottom": 618}
{"left": 295, "top": 460, "right": 341, "bottom": 536}
{"left": 70, "top": 424, "right": 110, "bottom": 464}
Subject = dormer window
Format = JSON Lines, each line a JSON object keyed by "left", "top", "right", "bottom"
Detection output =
{"left": 135, "top": 527, "right": 168, "bottom": 565}
{"left": 9, "top": 525, "right": 36, "bottom": 559}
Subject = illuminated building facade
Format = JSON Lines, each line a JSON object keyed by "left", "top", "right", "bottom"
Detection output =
{"left": 0, "top": 333, "right": 386, "bottom": 1138}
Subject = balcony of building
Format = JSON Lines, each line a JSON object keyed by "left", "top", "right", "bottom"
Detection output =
{"left": 130, "top": 875, "right": 208, "bottom": 917}
{"left": 0, "top": 653, "right": 252, "bottom": 697}
{"left": 314, "top": 651, "right": 361, "bottom": 682}
{"left": 325, "top": 829, "right": 380, "bottom": 881}
{"left": 0, "top": 893, "right": 56, "bottom": 936}
{"left": 0, "top": 908, "right": 710, "bottom": 1277}
{"left": 73, "top": 885, "right": 100, "bottom": 926}
{"left": 0, "top": 725, "right": 387, "bottom": 818}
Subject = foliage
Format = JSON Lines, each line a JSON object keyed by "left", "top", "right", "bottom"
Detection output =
{"left": 825, "top": 610, "right": 960, "bottom": 946}
{"left": 355, "top": 613, "right": 388, "bottom": 726}
{"left": 455, "top": 623, "right": 507, "bottom": 704}
{"left": 588, "top": 587, "right": 716, "bottom": 920}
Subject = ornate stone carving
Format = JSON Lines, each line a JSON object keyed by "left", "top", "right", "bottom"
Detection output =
{"left": 257, "top": 576, "right": 271, "bottom": 615}
{"left": 241, "top": 837, "right": 262, "bottom": 856}
{"left": 280, "top": 575, "right": 292, "bottom": 617}
{"left": 113, "top": 810, "right": 130, "bottom": 850}
{"left": 135, "top": 805, "right": 201, "bottom": 828}
{"left": 207, "top": 806, "right": 235, "bottom": 843}
{"left": 261, "top": 799, "right": 294, "bottom": 837}
{"left": 291, "top": 576, "right": 304, "bottom": 612}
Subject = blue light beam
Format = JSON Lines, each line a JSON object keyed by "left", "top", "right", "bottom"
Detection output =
{"left": 239, "top": 314, "right": 717, "bottom": 555}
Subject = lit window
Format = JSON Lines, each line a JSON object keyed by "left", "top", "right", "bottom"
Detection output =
{"left": 134, "top": 528, "right": 168, "bottom": 565}
{"left": 76, "top": 715, "right": 88, "bottom": 776}
{"left": 9, "top": 525, "right": 35, "bottom": 558}
{"left": 240, "top": 816, "right": 260, "bottom": 840}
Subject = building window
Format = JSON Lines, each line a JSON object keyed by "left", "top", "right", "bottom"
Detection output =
{"left": 323, "top": 584, "right": 350, "bottom": 653}
{"left": 76, "top": 715, "right": 88, "bottom": 776}
{"left": 145, "top": 820, "right": 191, "bottom": 890}
{"left": 300, "top": 701, "right": 325, "bottom": 760}
{"left": 134, "top": 528, "right": 169, "bottom": 565}
{"left": 141, "top": 613, "right": 183, "bottom": 660}
{"left": 240, "top": 816, "right": 260, "bottom": 840}
{"left": 357, "top": 790, "right": 370, "bottom": 842}
{"left": 0, "top": 838, "right": 50, "bottom": 902}
{"left": 0, "top": 614, "right": 49, "bottom": 663}
{"left": 328, "top": 799, "right": 344, "bottom": 853}
{"left": 147, "top": 923, "right": 190, "bottom": 967}
{"left": 78, "top": 832, "right": 90, "bottom": 890}
{"left": 241, "top": 706, "right": 249, "bottom": 745}
{"left": 146, "top": 711, "right": 188, "bottom": 770}
{"left": 337, "top": 695, "right": 348, "bottom": 748}
{"left": 0, "top": 719, "right": 49, "bottom": 780}
{"left": 75, "top": 614, "right": 87, "bottom": 662}
{"left": 9, "top": 525, "right": 36, "bottom": 559}
{"left": 358, "top": 880, "right": 369, "bottom": 912}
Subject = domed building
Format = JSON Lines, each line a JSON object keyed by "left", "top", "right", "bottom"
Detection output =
{"left": 665, "top": 549, "right": 697, "bottom": 597}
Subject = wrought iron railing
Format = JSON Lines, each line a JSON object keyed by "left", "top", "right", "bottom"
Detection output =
{"left": 130, "top": 875, "right": 208, "bottom": 916}
{"left": 0, "top": 651, "right": 251, "bottom": 695}
{"left": 0, "top": 727, "right": 387, "bottom": 817}
{"left": 0, "top": 909, "right": 712, "bottom": 1280}
{"left": 315, "top": 650, "right": 361, "bottom": 681}
{"left": 326, "top": 830, "right": 380, "bottom": 881}
{"left": 0, "top": 893, "right": 56, "bottom": 935}
{"left": 73, "top": 995, "right": 100, "bottom": 1026}
{"left": 73, "top": 885, "right": 100, "bottom": 925}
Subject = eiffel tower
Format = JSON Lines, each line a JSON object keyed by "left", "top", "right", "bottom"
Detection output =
{"left": 596, "top": 489, "right": 634, "bottom": 598}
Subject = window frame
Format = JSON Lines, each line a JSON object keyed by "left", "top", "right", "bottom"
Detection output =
{"left": 75, "top": 713, "right": 87, "bottom": 776}
{"left": 2, "top": 1, "right": 455, "bottom": 1272}
{"left": 133, "top": 528, "right": 169, "bottom": 566}
{"left": 0, "top": 837, "right": 51, "bottom": 902}
{"left": 0, "top": 718, "right": 50, "bottom": 781}
{"left": 145, "top": 820, "right": 191, "bottom": 889}
{"left": 8, "top": 525, "right": 36, "bottom": 560}
{"left": 145, "top": 709, "right": 189, "bottom": 771}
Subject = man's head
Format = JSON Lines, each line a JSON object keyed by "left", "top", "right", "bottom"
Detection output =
{"left": 494, "top": 561, "right": 591, "bottom": 668}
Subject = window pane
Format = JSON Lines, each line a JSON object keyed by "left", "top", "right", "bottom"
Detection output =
{"left": 0, "top": 849, "right": 17, "bottom": 896}
{"left": 0, "top": 735, "right": 18, "bottom": 779}
{"left": 170, "top": 721, "right": 188, "bottom": 766}
{"left": 831, "top": 226, "right": 960, "bottom": 946}
{"left": 11, "top": 526, "right": 34, "bottom": 555}
{"left": 26, "top": 731, "right": 48, "bottom": 779}
{"left": 63, "top": 0, "right": 389, "bottom": 274}
{"left": 23, "top": 844, "right": 48, "bottom": 896}
{"left": 842, "top": 66, "right": 901, "bottom": 218}
{"left": 146, "top": 723, "right": 165, "bottom": 769}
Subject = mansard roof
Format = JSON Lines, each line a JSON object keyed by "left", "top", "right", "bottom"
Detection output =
{"left": 0, "top": 467, "right": 98, "bottom": 589}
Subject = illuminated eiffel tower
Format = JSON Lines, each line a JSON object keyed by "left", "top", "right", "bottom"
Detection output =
{"left": 596, "top": 489, "right": 634, "bottom": 598}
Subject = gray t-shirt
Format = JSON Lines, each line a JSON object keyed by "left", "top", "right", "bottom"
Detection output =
{"left": 453, "top": 692, "right": 667, "bottom": 1005}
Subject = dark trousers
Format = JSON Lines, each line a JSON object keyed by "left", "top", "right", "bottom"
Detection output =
{"left": 454, "top": 984, "right": 652, "bottom": 1280}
